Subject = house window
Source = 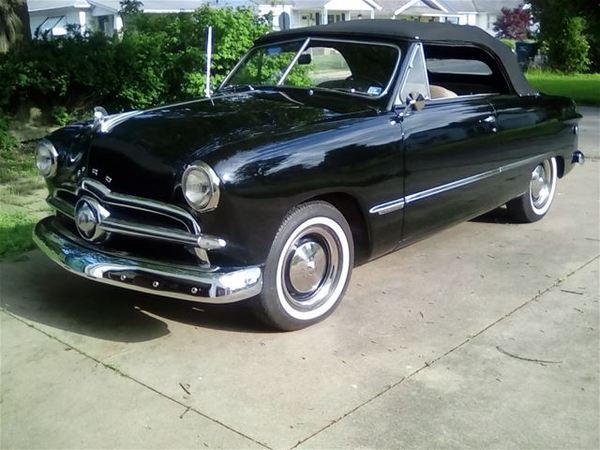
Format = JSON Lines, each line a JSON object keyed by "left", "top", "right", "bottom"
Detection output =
{"left": 36, "top": 16, "right": 67, "bottom": 37}
{"left": 487, "top": 14, "right": 498, "bottom": 30}
{"left": 327, "top": 13, "right": 345, "bottom": 23}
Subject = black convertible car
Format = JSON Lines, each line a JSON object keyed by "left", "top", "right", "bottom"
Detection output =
{"left": 34, "top": 20, "right": 584, "bottom": 330}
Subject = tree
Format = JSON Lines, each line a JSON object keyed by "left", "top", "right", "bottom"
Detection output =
{"left": 494, "top": 7, "right": 531, "bottom": 40}
{"left": 0, "top": 0, "right": 30, "bottom": 53}
{"left": 530, "top": 0, "right": 598, "bottom": 72}
{"left": 120, "top": 0, "right": 143, "bottom": 15}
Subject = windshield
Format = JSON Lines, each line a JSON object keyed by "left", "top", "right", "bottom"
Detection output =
{"left": 222, "top": 39, "right": 400, "bottom": 98}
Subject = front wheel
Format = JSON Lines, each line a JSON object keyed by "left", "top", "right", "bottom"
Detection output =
{"left": 252, "top": 201, "right": 354, "bottom": 331}
{"left": 507, "top": 157, "right": 558, "bottom": 223}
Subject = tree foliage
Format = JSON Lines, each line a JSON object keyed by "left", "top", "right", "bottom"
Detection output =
{"left": 0, "top": 7, "right": 270, "bottom": 116}
{"left": 529, "top": 0, "right": 598, "bottom": 72}
{"left": 0, "top": 0, "right": 28, "bottom": 53}
{"left": 494, "top": 7, "right": 531, "bottom": 40}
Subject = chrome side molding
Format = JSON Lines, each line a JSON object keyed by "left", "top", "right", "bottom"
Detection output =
{"left": 370, "top": 154, "right": 546, "bottom": 216}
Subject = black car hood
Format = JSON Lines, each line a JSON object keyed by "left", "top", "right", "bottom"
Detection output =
{"left": 82, "top": 89, "right": 375, "bottom": 201}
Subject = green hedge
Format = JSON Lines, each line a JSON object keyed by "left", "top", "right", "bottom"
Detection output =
{"left": 0, "top": 6, "right": 269, "bottom": 115}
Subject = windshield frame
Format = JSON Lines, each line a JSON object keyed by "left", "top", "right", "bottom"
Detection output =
{"left": 219, "top": 37, "right": 403, "bottom": 100}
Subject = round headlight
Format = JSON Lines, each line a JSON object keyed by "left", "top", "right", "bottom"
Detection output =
{"left": 182, "top": 162, "right": 220, "bottom": 212}
{"left": 36, "top": 139, "right": 58, "bottom": 178}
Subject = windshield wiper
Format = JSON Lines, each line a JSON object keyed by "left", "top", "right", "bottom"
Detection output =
{"left": 219, "top": 84, "right": 255, "bottom": 93}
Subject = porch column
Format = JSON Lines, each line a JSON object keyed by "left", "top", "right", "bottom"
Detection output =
{"left": 322, "top": 7, "right": 328, "bottom": 24}
{"left": 347, "top": 11, "right": 351, "bottom": 21}
{"left": 78, "top": 10, "right": 87, "bottom": 33}
{"left": 114, "top": 14, "right": 123, "bottom": 33}
{"left": 370, "top": 9, "right": 375, "bottom": 19}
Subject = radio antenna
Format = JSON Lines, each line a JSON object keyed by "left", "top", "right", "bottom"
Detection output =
{"left": 205, "top": 26, "right": 213, "bottom": 98}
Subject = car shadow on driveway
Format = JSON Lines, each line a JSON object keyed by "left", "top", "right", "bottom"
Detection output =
{"left": 471, "top": 205, "right": 515, "bottom": 224}
{"left": 0, "top": 251, "right": 270, "bottom": 343}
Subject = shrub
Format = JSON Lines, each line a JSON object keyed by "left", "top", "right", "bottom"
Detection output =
{"left": 546, "top": 16, "right": 590, "bottom": 73}
{"left": 530, "top": 0, "right": 598, "bottom": 72}
{"left": 501, "top": 39, "right": 516, "bottom": 51}
{"left": 0, "top": 7, "right": 269, "bottom": 117}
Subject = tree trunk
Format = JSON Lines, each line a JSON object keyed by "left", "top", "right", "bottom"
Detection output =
{"left": 15, "top": 0, "right": 31, "bottom": 41}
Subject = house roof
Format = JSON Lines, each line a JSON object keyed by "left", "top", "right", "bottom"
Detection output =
{"left": 376, "top": 0, "right": 522, "bottom": 17}
{"left": 29, "top": 0, "right": 215, "bottom": 13}
{"left": 472, "top": 0, "right": 522, "bottom": 13}
{"left": 257, "top": 19, "right": 535, "bottom": 95}
{"left": 28, "top": 0, "right": 92, "bottom": 12}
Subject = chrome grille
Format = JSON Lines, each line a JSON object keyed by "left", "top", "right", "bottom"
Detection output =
{"left": 48, "top": 178, "right": 204, "bottom": 247}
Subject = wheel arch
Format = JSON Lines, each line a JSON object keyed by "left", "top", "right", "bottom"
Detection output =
{"left": 301, "top": 192, "right": 372, "bottom": 265}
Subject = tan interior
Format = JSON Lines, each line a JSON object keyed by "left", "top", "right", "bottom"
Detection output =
{"left": 430, "top": 84, "right": 458, "bottom": 99}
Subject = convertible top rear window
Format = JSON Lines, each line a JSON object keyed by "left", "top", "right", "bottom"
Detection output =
{"left": 222, "top": 39, "right": 400, "bottom": 98}
{"left": 426, "top": 58, "right": 492, "bottom": 75}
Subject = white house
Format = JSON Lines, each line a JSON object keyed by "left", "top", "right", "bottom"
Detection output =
{"left": 28, "top": 0, "right": 520, "bottom": 38}
{"left": 28, "top": 0, "right": 126, "bottom": 37}
{"left": 376, "top": 0, "right": 524, "bottom": 34}
{"left": 28, "top": 0, "right": 382, "bottom": 37}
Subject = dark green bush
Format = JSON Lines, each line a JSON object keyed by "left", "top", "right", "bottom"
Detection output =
{"left": 546, "top": 17, "right": 590, "bottom": 73}
{"left": 0, "top": 6, "right": 269, "bottom": 116}
{"left": 530, "top": 0, "right": 597, "bottom": 72}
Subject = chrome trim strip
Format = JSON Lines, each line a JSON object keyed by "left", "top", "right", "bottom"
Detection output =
{"left": 33, "top": 217, "right": 262, "bottom": 304}
{"left": 277, "top": 38, "right": 310, "bottom": 86}
{"left": 406, "top": 166, "right": 497, "bottom": 204}
{"left": 98, "top": 110, "right": 143, "bottom": 133}
{"left": 98, "top": 218, "right": 226, "bottom": 249}
{"left": 369, "top": 198, "right": 405, "bottom": 215}
{"left": 100, "top": 218, "right": 200, "bottom": 246}
{"left": 370, "top": 155, "right": 543, "bottom": 215}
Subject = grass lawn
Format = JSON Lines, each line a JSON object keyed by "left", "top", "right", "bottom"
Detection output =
{"left": 0, "top": 138, "right": 49, "bottom": 259}
{"left": 526, "top": 71, "right": 600, "bottom": 106}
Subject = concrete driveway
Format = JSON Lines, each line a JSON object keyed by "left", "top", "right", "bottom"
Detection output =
{"left": 1, "top": 108, "right": 598, "bottom": 449}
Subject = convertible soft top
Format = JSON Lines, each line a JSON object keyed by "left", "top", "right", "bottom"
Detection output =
{"left": 256, "top": 19, "right": 536, "bottom": 96}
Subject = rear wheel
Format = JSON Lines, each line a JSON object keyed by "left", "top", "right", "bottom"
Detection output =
{"left": 252, "top": 201, "right": 354, "bottom": 331}
{"left": 507, "top": 157, "right": 558, "bottom": 223}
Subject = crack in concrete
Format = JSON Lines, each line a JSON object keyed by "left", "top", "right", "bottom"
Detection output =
{"left": 291, "top": 254, "right": 600, "bottom": 449}
{"left": 0, "top": 309, "right": 273, "bottom": 450}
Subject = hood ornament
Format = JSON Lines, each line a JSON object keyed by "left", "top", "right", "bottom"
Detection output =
{"left": 92, "top": 106, "right": 108, "bottom": 129}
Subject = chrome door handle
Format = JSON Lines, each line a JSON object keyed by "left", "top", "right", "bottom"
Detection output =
{"left": 480, "top": 115, "right": 497, "bottom": 132}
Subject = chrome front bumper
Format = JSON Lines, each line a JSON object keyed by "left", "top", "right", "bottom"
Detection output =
{"left": 33, "top": 217, "right": 263, "bottom": 304}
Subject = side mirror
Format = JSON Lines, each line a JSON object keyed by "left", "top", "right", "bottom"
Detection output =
{"left": 297, "top": 53, "right": 312, "bottom": 65}
{"left": 396, "top": 91, "right": 426, "bottom": 122}
{"left": 406, "top": 91, "right": 426, "bottom": 111}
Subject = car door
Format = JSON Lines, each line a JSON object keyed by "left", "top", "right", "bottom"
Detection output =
{"left": 398, "top": 43, "right": 500, "bottom": 244}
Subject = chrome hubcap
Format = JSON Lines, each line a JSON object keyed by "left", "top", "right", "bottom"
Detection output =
{"left": 281, "top": 224, "right": 344, "bottom": 311}
{"left": 288, "top": 241, "right": 327, "bottom": 294}
{"left": 530, "top": 160, "right": 553, "bottom": 209}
